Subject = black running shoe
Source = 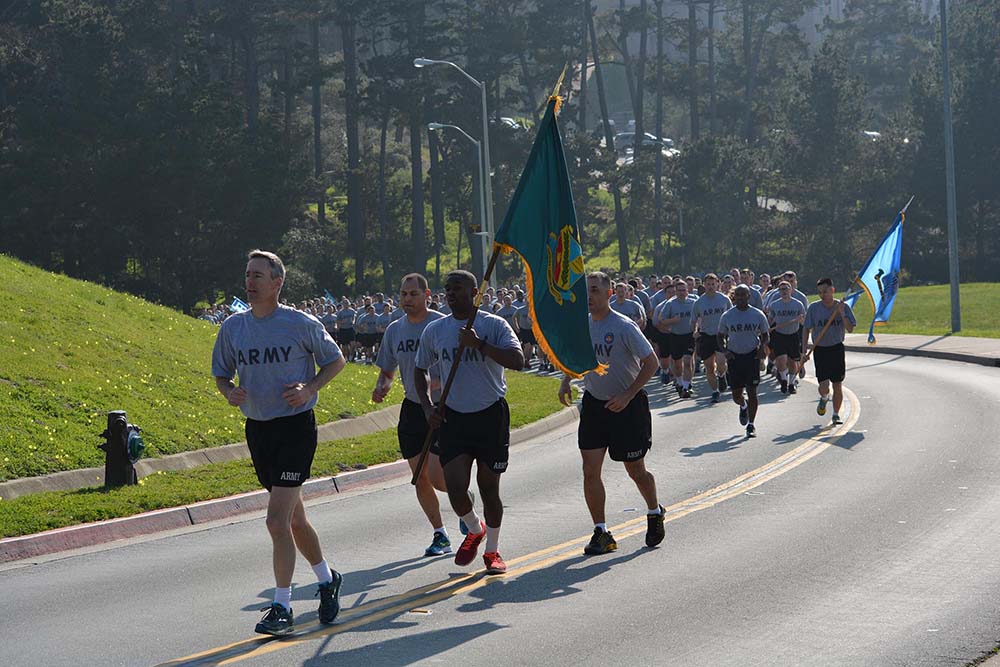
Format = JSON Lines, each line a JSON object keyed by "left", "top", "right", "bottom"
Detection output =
{"left": 779, "top": 378, "right": 788, "bottom": 394}
{"left": 675, "top": 384, "right": 684, "bottom": 398}
{"left": 584, "top": 528, "right": 618, "bottom": 555}
{"left": 711, "top": 391, "right": 720, "bottom": 403}
{"left": 788, "top": 382, "right": 797, "bottom": 395}
{"left": 739, "top": 402, "right": 749, "bottom": 426}
{"left": 831, "top": 413, "right": 842, "bottom": 425}
{"left": 746, "top": 424, "right": 756, "bottom": 438}
{"left": 316, "top": 570, "right": 343, "bottom": 625}
{"left": 646, "top": 507, "right": 666, "bottom": 547}
{"left": 255, "top": 603, "right": 294, "bottom": 636}
{"left": 718, "top": 374, "right": 728, "bottom": 392}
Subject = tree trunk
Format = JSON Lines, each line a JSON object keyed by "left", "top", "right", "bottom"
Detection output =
{"left": 282, "top": 36, "right": 293, "bottom": 151}
{"left": 578, "top": 1, "right": 590, "bottom": 132}
{"left": 311, "top": 20, "right": 325, "bottom": 226}
{"left": 241, "top": 34, "right": 259, "bottom": 137}
{"left": 743, "top": 1, "right": 752, "bottom": 141}
{"left": 518, "top": 51, "right": 540, "bottom": 124}
{"left": 341, "top": 18, "right": 364, "bottom": 285}
{"left": 628, "top": 0, "right": 649, "bottom": 258}
{"left": 708, "top": 0, "right": 717, "bottom": 135}
{"left": 688, "top": 1, "right": 700, "bottom": 140}
{"left": 653, "top": 0, "right": 664, "bottom": 267}
{"left": 378, "top": 113, "right": 391, "bottom": 294}
{"left": 589, "top": 6, "right": 629, "bottom": 272}
{"left": 408, "top": 6, "right": 427, "bottom": 274}
{"left": 428, "top": 128, "right": 446, "bottom": 286}
{"left": 619, "top": 0, "right": 638, "bottom": 120}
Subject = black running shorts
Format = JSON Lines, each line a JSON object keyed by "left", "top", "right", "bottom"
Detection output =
{"left": 696, "top": 334, "right": 721, "bottom": 360}
{"left": 579, "top": 390, "right": 652, "bottom": 462}
{"left": 669, "top": 333, "right": 695, "bottom": 360}
{"left": 245, "top": 410, "right": 318, "bottom": 491}
{"left": 339, "top": 328, "right": 356, "bottom": 344}
{"left": 727, "top": 351, "right": 760, "bottom": 390}
{"left": 813, "top": 343, "right": 846, "bottom": 383}
{"left": 771, "top": 331, "right": 802, "bottom": 360}
{"left": 398, "top": 398, "right": 440, "bottom": 459}
{"left": 518, "top": 327, "right": 536, "bottom": 345}
{"left": 438, "top": 398, "right": 510, "bottom": 473}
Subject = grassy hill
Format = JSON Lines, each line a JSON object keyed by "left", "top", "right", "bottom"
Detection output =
{"left": 846, "top": 283, "right": 997, "bottom": 339}
{"left": 0, "top": 254, "right": 404, "bottom": 482}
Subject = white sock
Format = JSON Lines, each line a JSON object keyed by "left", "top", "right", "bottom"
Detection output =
{"left": 647, "top": 506, "right": 663, "bottom": 516}
{"left": 820, "top": 393, "right": 830, "bottom": 401}
{"left": 273, "top": 586, "right": 292, "bottom": 611}
{"left": 594, "top": 522, "right": 608, "bottom": 533}
{"left": 484, "top": 524, "right": 501, "bottom": 552}
{"left": 461, "top": 510, "right": 483, "bottom": 536}
{"left": 748, "top": 421, "right": 754, "bottom": 427}
{"left": 433, "top": 525, "right": 448, "bottom": 538}
{"left": 741, "top": 400, "right": 748, "bottom": 409}
{"left": 311, "top": 559, "right": 333, "bottom": 585}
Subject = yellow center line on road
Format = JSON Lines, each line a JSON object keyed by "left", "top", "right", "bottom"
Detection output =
{"left": 160, "top": 387, "right": 860, "bottom": 667}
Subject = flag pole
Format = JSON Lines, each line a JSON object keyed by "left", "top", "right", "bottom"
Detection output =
{"left": 411, "top": 247, "right": 503, "bottom": 486}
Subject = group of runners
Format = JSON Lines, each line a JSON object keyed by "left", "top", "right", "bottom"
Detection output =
{"left": 211, "top": 250, "right": 856, "bottom": 637}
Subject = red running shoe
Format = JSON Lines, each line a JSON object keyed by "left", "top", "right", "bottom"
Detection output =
{"left": 454, "top": 521, "right": 486, "bottom": 566}
{"left": 483, "top": 551, "right": 507, "bottom": 574}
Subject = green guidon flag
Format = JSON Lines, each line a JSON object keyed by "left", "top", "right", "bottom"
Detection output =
{"left": 494, "top": 96, "right": 605, "bottom": 379}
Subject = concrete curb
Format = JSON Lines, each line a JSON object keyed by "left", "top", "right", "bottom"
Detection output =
{"left": 0, "top": 404, "right": 403, "bottom": 501}
{"left": 843, "top": 342, "right": 1000, "bottom": 368}
{"left": 0, "top": 406, "right": 580, "bottom": 564}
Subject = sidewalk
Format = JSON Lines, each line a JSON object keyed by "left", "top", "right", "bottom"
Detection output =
{"left": 843, "top": 332, "right": 1000, "bottom": 368}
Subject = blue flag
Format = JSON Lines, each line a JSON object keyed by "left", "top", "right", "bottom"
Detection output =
{"left": 843, "top": 209, "right": 905, "bottom": 344}
{"left": 230, "top": 296, "right": 250, "bottom": 313}
{"left": 324, "top": 289, "right": 335, "bottom": 304}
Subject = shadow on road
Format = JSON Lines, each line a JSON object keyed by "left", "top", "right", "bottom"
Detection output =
{"left": 302, "top": 621, "right": 505, "bottom": 666}
{"left": 454, "top": 548, "right": 651, "bottom": 613}
{"left": 241, "top": 555, "right": 444, "bottom": 613}
{"left": 680, "top": 435, "right": 745, "bottom": 457}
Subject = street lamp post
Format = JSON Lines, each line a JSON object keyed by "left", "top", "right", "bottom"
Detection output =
{"left": 427, "top": 123, "right": 488, "bottom": 282}
{"left": 415, "top": 58, "right": 495, "bottom": 287}
{"left": 939, "top": 0, "right": 961, "bottom": 333}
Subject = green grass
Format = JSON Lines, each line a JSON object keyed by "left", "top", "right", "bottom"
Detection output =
{"left": 847, "top": 283, "right": 998, "bottom": 339}
{"left": 0, "top": 370, "right": 567, "bottom": 538}
{"left": 0, "top": 254, "right": 406, "bottom": 481}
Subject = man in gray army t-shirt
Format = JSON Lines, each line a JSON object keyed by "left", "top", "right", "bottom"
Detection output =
{"left": 803, "top": 277, "right": 857, "bottom": 425}
{"left": 559, "top": 272, "right": 665, "bottom": 556}
{"left": 718, "top": 285, "right": 770, "bottom": 438}
{"left": 211, "top": 250, "right": 346, "bottom": 636}
{"left": 373, "top": 272, "right": 471, "bottom": 558}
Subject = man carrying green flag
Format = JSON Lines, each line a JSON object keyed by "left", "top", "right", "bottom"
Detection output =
{"left": 493, "top": 96, "right": 604, "bottom": 379}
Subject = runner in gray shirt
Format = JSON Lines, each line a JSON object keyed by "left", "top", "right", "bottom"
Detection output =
{"left": 803, "top": 277, "right": 857, "bottom": 424}
{"left": 766, "top": 280, "right": 807, "bottom": 394}
{"left": 415, "top": 270, "right": 524, "bottom": 575}
{"left": 610, "top": 282, "right": 646, "bottom": 329}
{"left": 373, "top": 273, "right": 464, "bottom": 558}
{"left": 691, "top": 273, "right": 733, "bottom": 402}
{"left": 558, "top": 272, "right": 664, "bottom": 556}
{"left": 654, "top": 281, "right": 698, "bottom": 397}
{"left": 718, "top": 285, "right": 770, "bottom": 438}
{"left": 211, "top": 250, "right": 345, "bottom": 636}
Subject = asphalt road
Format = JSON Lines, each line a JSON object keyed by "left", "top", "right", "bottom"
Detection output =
{"left": 3, "top": 353, "right": 1000, "bottom": 667}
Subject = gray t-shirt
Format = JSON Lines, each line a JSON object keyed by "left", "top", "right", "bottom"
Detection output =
{"left": 632, "top": 289, "right": 652, "bottom": 316}
{"left": 691, "top": 293, "right": 733, "bottom": 336}
{"left": 583, "top": 310, "right": 654, "bottom": 401}
{"left": 336, "top": 308, "right": 356, "bottom": 330}
{"left": 655, "top": 296, "right": 698, "bottom": 335}
{"left": 376, "top": 310, "right": 446, "bottom": 403}
{"left": 211, "top": 305, "right": 343, "bottom": 421}
{"left": 719, "top": 306, "right": 770, "bottom": 354}
{"left": 495, "top": 305, "right": 519, "bottom": 330}
{"left": 804, "top": 300, "right": 857, "bottom": 347}
{"left": 649, "top": 288, "right": 669, "bottom": 311}
{"left": 390, "top": 307, "right": 406, "bottom": 322}
{"left": 765, "top": 287, "right": 809, "bottom": 314}
{"left": 610, "top": 297, "right": 645, "bottom": 326}
{"left": 354, "top": 313, "right": 377, "bottom": 335}
{"left": 768, "top": 297, "right": 807, "bottom": 335}
{"left": 415, "top": 312, "right": 521, "bottom": 413}
{"left": 746, "top": 287, "right": 764, "bottom": 311}
{"left": 515, "top": 304, "right": 533, "bottom": 329}
{"left": 320, "top": 313, "right": 338, "bottom": 333}
{"left": 375, "top": 312, "right": 392, "bottom": 333}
